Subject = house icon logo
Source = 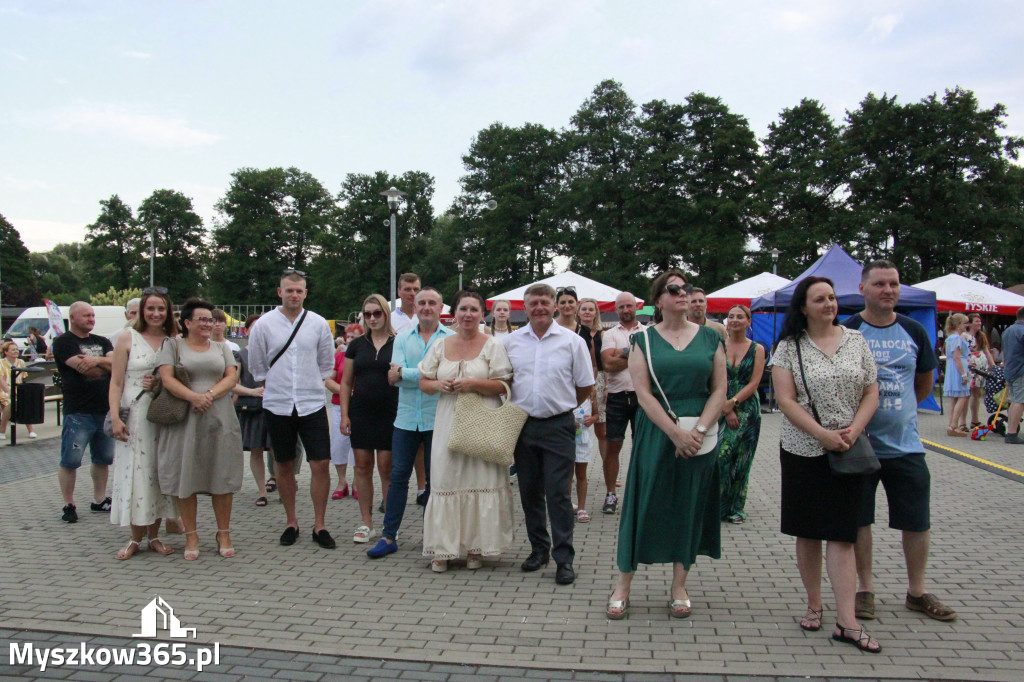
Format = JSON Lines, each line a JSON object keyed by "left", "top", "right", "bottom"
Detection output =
{"left": 133, "top": 596, "right": 197, "bottom": 639}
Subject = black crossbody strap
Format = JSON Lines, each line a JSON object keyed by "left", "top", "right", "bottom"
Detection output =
{"left": 270, "top": 310, "right": 308, "bottom": 368}
{"left": 794, "top": 336, "right": 824, "bottom": 426}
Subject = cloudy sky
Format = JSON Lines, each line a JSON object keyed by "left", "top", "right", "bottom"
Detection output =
{"left": 2, "top": 0, "right": 1020, "bottom": 253}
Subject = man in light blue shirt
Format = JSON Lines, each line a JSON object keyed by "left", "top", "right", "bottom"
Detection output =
{"left": 367, "top": 287, "right": 453, "bottom": 558}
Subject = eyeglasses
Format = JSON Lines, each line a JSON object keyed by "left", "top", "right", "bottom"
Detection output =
{"left": 191, "top": 318, "right": 215, "bottom": 325}
{"left": 142, "top": 286, "right": 168, "bottom": 295}
{"left": 555, "top": 287, "right": 577, "bottom": 298}
{"left": 665, "top": 283, "right": 694, "bottom": 297}
{"left": 362, "top": 310, "right": 385, "bottom": 319}
{"left": 282, "top": 268, "right": 306, "bottom": 277}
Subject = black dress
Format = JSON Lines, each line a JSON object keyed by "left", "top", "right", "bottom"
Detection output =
{"left": 345, "top": 335, "right": 399, "bottom": 450}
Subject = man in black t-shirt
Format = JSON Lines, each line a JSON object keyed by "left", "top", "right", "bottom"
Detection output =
{"left": 52, "top": 302, "right": 115, "bottom": 523}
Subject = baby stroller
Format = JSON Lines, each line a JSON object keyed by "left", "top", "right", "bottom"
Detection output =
{"left": 974, "top": 366, "right": 1009, "bottom": 436}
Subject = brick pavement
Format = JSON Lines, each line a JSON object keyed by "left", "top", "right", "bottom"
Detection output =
{"left": 1, "top": 410, "right": 1022, "bottom": 680}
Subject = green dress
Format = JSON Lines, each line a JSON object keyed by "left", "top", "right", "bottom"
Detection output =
{"left": 616, "top": 326, "right": 722, "bottom": 573}
{"left": 718, "top": 341, "right": 762, "bottom": 521}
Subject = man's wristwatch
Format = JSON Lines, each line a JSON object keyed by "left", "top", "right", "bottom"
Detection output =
{"left": 695, "top": 423, "right": 708, "bottom": 436}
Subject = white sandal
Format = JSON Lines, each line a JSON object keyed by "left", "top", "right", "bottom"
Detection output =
{"left": 352, "top": 526, "right": 375, "bottom": 543}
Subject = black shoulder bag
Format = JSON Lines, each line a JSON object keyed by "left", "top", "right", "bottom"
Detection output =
{"left": 795, "top": 336, "right": 879, "bottom": 476}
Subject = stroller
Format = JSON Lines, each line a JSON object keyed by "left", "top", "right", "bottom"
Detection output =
{"left": 972, "top": 366, "right": 1009, "bottom": 436}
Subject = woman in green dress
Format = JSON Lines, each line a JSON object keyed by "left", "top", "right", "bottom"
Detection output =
{"left": 718, "top": 304, "right": 765, "bottom": 524}
{"left": 606, "top": 270, "right": 727, "bottom": 620}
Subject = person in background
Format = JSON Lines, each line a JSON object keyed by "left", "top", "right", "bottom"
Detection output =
{"left": 326, "top": 323, "right": 362, "bottom": 500}
{"left": 0, "top": 340, "right": 39, "bottom": 439}
{"left": 1001, "top": 307, "right": 1024, "bottom": 445}
{"left": 489, "top": 299, "right": 513, "bottom": 337}
{"left": 391, "top": 273, "right": 420, "bottom": 334}
{"left": 109, "top": 298, "right": 141, "bottom": 346}
{"left": 771, "top": 276, "right": 880, "bottom": 653}
{"left": 235, "top": 314, "right": 273, "bottom": 507}
{"left": 576, "top": 297, "right": 606, "bottom": 515}
{"left": 688, "top": 288, "right": 727, "bottom": 341}
{"left": 212, "top": 309, "right": 241, "bottom": 354}
{"left": 942, "top": 313, "right": 971, "bottom": 437}
{"left": 107, "top": 287, "right": 179, "bottom": 559}
{"left": 27, "top": 327, "right": 49, "bottom": 361}
{"left": 718, "top": 304, "right": 764, "bottom": 524}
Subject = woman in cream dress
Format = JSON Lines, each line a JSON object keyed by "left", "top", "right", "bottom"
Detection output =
{"left": 419, "top": 290, "right": 516, "bottom": 572}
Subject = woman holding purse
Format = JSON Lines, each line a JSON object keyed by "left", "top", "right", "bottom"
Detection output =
{"left": 607, "top": 270, "right": 727, "bottom": 620}
{"left": 419, "top": 290, "right": 516, "bottom": 573}
{"left": 771, "top": 276, "right": 881, "bottom": 653}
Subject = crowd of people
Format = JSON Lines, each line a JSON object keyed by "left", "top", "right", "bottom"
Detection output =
{"left": 45, "top": 260, "right": 1024, "bottom": 653}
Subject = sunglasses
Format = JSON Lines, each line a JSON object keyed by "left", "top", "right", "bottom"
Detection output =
{"left": 555, "top": 287, "right": 577, "bottom": 298}
{"left": 282, "top": 268, "right": 306, "bottom": 277}
{"left": 665, "top": 283, "right": 694, "bottom": 297}
{"left": 142, "top": 286, "right": 168, "bottom": 295}
{"left": 362, "top": 309, "right": 385, "bottom": 319}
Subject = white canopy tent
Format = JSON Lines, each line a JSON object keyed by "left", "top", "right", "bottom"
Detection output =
{"left": 913, "top": 273, "right": 1024, "bottom": 316}
{"left": 486, "top": 271, "right": 644, "bottom": 312}
{"left": 706, "top": 272, "right": 791, "bottom": 314}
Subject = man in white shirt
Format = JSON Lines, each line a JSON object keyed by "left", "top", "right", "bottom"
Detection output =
{"left": 503, "top": 283, "right": 595, "bottom": 585}
{"left": 248, "top": 270, "right": 337, "bottom": 549}
{"left": 390, "top": 273, "right": 420, "bottom": 334}
{"left": 598, "top": 292, "right": 646, "bottom": 514}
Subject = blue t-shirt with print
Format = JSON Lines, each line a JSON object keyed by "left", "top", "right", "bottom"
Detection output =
{"left": 844, "top": 314, "right": 938, "bottom": 458}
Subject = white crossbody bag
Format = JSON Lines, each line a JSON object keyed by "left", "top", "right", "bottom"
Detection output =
{"left": 642, "top": 327, "right": 718, "bottom": 455}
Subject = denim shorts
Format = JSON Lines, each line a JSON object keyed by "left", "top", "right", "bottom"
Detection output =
{"left": 60, "top": 412, "right": 116, "bottom": 469}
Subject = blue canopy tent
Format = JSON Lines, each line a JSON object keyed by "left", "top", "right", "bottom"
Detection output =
{"left": 751, "top": 244, "right": 940, "bottom": 411}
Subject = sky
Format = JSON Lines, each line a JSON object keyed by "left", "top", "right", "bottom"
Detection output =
{"left": 2, "top": 0, "right": 1021, "bottom": 253}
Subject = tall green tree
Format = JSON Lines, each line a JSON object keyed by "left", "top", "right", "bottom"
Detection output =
{"left": 209, "top": 167, "right": 335, "bottom": 304}
{"left": 85, "top": 194, "right": 145, "bottom": 290}
{"left": 30, "top": 242, "right": 94, "bottom": 304}
{"left": 452, "top": 121, "right": 567, "bottom": 292}
{"left": 310, "top": 170, "right": 434, "bottom": 316}
{"left": 137, "top": 189, "right": 206, "bottom": 301}
{"left": 561, "top": 79, "right": 643, "bottom": 291}
{"left": 754, "top": 98, "right": 849, "bottom": 277}
{"left": 843, "top": 87, "right": 1024, "bottom": 281}
{"left": 675, "top": 92, "right": 760, "bottom": 289}
{"left": 0, "top": 214, "right": 39, "bottom": 306}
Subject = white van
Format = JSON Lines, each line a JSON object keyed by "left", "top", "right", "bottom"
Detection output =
{"left": 6, "top": 305, "right": 130, "bottom": 356}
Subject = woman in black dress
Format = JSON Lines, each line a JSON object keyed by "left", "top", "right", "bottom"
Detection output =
{"left": 340, "top": 293, "right": 398, "bottom": 544}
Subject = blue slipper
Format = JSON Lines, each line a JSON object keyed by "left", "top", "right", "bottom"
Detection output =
{"left": 367, "top": 538, "right": 397, "bottom": 559}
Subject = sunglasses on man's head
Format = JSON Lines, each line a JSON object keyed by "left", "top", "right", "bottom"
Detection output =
{"left": 665, "top": 283, "right": 694, "bottom": 297}
{"left": 282, "top": 268, "right": 306, "bottom": 277}
{"left": 142, "top": 286, "right": 168, "bottom": 295}
{"left": 363, "top": 310, "right": 385, "bottom": 319}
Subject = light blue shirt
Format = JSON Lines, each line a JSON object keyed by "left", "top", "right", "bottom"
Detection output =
{"left": 392, "top": 323, "right": 454, "bottom": 431}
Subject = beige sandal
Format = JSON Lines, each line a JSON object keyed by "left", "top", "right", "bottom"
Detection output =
{"left": 148, "top": 538, "right": 175, "bottom": 556}
{"left": 116, "top": 539, "right": 143, "bottom": 561}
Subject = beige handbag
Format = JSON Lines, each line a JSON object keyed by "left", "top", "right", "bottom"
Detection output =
{"left": 447, "top": 380, "right": 527, "bottom": 466}
{"left": 147, "top": 339, "right": 192, "bottom": 426}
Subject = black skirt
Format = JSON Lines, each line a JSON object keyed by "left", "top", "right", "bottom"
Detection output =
{"left": 779, "top": 446, "right": 864, "bottom": 543}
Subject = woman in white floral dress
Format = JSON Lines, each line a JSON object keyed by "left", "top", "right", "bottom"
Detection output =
{"left": 108, "top": 289, "right": 180, "bottom": 560}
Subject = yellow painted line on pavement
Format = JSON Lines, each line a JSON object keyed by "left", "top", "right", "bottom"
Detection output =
{"left": 921, "top": 438, "right": 1024, "bottom": 478}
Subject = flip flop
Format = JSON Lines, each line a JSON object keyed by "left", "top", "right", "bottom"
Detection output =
{"left": 265, "top": 477, "right": 277, "bottom": 493}
{"left": 255, "top": 496, "right": 268, "bottom": 507}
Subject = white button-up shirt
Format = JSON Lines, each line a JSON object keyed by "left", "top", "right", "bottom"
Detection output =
{"left": 602, "top": 321, "right": 647, "bottom": 393}
{"left": 503, "top": 322, "right": 595, "bottom": 418}
{"left": 391, "top": 308, "right": 418, "bottom": 335}
{"left": 248, "top": 307, "right": 335, "bottom": 417}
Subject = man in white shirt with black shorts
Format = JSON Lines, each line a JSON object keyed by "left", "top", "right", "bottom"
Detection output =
{"left": 249, "top": 269, "right": 336, "bottom": 549}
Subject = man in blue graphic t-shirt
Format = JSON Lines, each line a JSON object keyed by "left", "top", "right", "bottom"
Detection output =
{"left": 844, "top": 260, "right": 957, "bottom": 622}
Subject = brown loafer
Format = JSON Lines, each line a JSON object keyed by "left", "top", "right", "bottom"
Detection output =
{"left": 906, "top": 592, "right": 957, "bottom": 621}
{"left": 855, "top": 591, "right": 875, "bottom": 619}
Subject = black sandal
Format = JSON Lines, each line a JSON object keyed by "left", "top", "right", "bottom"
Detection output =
{"left": 265, "top": 477, "right": 277, "bottom": 493}
{"left": 255, "top": 496, "right": 268, "bottom": 507}
{"left": 799, "top": 607, "right": 822, "bottom": 631}
{"left": 832, "top": 624, "right": 881, "bottom": 653}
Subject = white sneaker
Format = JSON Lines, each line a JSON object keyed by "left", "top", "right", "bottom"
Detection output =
{"left": 28, "top": 432, "right": 38, "bottom": 439}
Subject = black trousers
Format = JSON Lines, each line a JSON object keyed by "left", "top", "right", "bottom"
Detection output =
{"left": 514, "top": 413, "right": 576, "bottom": 565}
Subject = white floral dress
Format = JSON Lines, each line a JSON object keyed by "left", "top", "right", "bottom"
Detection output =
{"left": 111, "top": 330, "right": 178, "bottom": 526}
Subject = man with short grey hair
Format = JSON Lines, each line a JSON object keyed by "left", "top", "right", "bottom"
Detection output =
{"left": 109, "top": 297, "right": 141, "bottom": 345}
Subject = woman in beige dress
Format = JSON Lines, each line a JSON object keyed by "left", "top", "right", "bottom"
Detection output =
{"left": 155, "top": 298, "right": 243, "bottom": 560}
{"left": 419, "top": 290, "right": 516, "bottom": 572}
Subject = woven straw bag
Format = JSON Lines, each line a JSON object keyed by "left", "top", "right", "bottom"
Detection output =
{"left": 447, "top": 381, "right": 527, "bottom": 466}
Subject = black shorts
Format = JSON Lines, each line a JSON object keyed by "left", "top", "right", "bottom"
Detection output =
{"left": 858, "top": 452, "right": 930, "bottom": 532}
{"left": 605, "top": 391, "right": 639, "bottom": 442}
{"left": 780, "top": 446, "right": 864, "bottom": 543}
{"left": 265, "top": 406, "right": 331, "bottom": 463}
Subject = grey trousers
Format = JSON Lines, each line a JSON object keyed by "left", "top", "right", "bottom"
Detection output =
{"left": 514, "top": 413, "right": 576, "bottom": 565}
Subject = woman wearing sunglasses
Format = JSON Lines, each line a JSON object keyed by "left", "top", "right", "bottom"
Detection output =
{"left": 339, "top": 294, "right": 398, "bottom": 543}
{"left": 607, "top": 270, "right": 727, "bottom": 620}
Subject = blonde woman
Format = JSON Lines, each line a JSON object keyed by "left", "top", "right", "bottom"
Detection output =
{"left": 942, "top": 314, "right": 971, "bottom": 437}
{"left": 0, "top": 340, "right": 37, "bottom": 439}
{"left": 575, "top": 297, "right": 606, "bottom": 520}
{"left": 339, "top": 294, "right": 398, "bottom": 543}
{"left": 489, "top": 299, "right": 513, "bottom": 336}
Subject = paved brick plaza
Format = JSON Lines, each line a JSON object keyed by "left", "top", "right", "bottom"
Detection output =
{"left": 1, "top": 409, "right": 1022, "bottom": 680}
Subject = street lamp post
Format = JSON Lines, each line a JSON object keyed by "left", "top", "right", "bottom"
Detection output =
{"left": 457, "top": 259, "right": 465, "bottom": 291}
{"left": 149, "top": 221, "right": 156, "bottom": 287}
{"left": 380, "top": 186, "right": 407, "bottom": 311}
{"left": 770, "top": 248, "right": 782, "bottom": 275}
